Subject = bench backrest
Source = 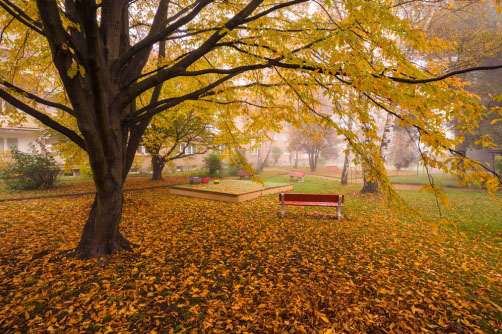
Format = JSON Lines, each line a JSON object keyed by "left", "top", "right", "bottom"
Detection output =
{"left": 294, "top": 172, "right": 305, "bottom": 177}
{"left": 280, "top": 193, "right": 344, "bottom": 203}
{"left": 238, "top": 170, "right": 249, "bottom": 176}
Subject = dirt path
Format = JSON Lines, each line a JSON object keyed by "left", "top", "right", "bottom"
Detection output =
{"left": 0, "top": 184, "right": 172, "bottom": 203}
{"left": 270, "top": 168, "right": 425, "bottom": 190}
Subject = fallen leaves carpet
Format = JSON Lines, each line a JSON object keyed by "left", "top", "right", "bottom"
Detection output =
{"left": 0, "top": 188, "right": 500, "bottom": 333}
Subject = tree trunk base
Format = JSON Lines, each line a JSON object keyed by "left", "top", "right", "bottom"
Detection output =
{"left": 361, "top": 181, "right": 379, "bottom": 194}
{"left": 152, "top": 173, "right": 163, "bottom": 181}
{"left": 151, "top": 156, "right": 165, "bottom": 181}
{"left": 74, "top": 232, "right": 133, "bottom": 259}
{"left": 74, "top": 195, "right": 135, "bottom": 259}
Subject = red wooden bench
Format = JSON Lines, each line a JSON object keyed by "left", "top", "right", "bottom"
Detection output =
{"left": 200, "top": 177, "right": 210, "bottom": 183}
{"left": 278, "top": 193, "right": 344, "bottom": 220}
{"left": 289, "top": 171, "right": 305, "bottom": 182}
{"left": 238, "top": 170, "right": 250, "bottom": 179}
{"left": 326, "top": 166, "right": 338, "bottom": 172}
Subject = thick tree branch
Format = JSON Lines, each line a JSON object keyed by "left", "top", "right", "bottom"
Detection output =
{"left": 115, "top": 0, "right": 212, "bottom": 73}
{"left": 127, "top": 71, "right": 247, "bottom": 124}
{"left": 389, "top": 64, "right": 502, "bottom": 84}
{"left": 242, "top": 0, "right": 308, "bottom": 24}
{"left": 0, "top": 0, "right": 45, "bottom": 35}
{"left": 0, "top": 88, "right": 86, "bottom": 150}
{"left": 0, "top": 80, "right": 75, "bottom": 116}
{"left": 122, "top": 0, "right": 265, "bottom": 106}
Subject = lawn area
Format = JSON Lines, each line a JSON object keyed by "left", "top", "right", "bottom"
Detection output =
{"left": 0, "top": 176, "right": 501, "bottom": 333}
{"left": 0, "top": 175, "right": 188, "bottom": 201}
{"left": 388, "top": 173, "right": 461, "bottom": 188}
{"left": 275, "top": 166, "right": 430, "bottom": 182}
{"left": 174, "top": 180, "right": 286, "bottom": 195}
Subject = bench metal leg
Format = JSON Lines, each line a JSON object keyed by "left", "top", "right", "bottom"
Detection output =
{"left": 279, "top": 193, "right": 285, "bottom": 218}
{"left": 336, "top": 196, "right": 342, "bottom": 220}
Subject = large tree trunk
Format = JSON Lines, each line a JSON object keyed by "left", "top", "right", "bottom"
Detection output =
{"left": 75, "top": 174, "right": 133, "bottom": 258}
{"left": 294, "top": 151, "right": 299, "bottom": 168}
{"left": 361, "top": 113, "right": 395, "bottom": 193}
{"left": 361, "top": 175, "right": 379, "bottom": 193}
{"left": 151, "top": 155, "right": 165, "bottom": 180}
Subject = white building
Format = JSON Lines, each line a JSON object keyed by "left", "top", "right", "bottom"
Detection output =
{"left": 0, "top": 107, "right": 42, "bottom": 153}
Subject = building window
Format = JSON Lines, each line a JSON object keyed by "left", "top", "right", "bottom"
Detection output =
{"left": 136, "top": 145, "right": 147, "bottom": 155}
{"left": 7, "top": 138, "right": 18, "bottom": 150}
{"left": 249, "top": 147, "right": 260, "bottom": 155}
{"left": 180, "top": 143, "right": 193, "bottom": 154}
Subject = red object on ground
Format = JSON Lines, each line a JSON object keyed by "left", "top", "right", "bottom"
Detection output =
{"left": 200, "top": 177, "right": 210, "bottom": 183}
{"left": 278, "top": 193, "right": 344, "bottom": 220}
{"left": 326, "top": 166, "right": 338, "bottom": 171}
{"left": 238, "top": 170, "right": 250, "bottom": 179}
{"left": 289, "top": 171, "right": 305, "bottom": 182}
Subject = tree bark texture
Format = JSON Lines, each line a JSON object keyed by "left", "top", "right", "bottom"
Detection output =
{"left": 75, "top": 176, "right": 132, "bottom": 258}
{"left": 151, "top": 155, "right": 165, "bottom": 180}
{"left": 308, "top": 148, "right": 319, "bottom": 172}
{"left": 341, "top": 118, "right": 353, "bottom": 185}
{"left": 341, "top": 150, "right": 351, "bottom": 185}
{"left": 361, "top": 112, "right": 394, "bottom": 193}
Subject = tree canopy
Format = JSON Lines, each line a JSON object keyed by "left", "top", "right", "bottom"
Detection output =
{"left": 0, "top": 0, "right": 501, "bottom": 257}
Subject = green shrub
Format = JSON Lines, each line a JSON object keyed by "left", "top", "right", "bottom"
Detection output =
{"left": 203, "top": 153, "right": 223, "bottom": 176}
{"left": 495, "top": 156, "right": 502, "bottom": 175}
{"left": 1, "top": 144, "right": 60, "bottom": 190}
{"left": 227, "top": 158, "right": 241, "bottom": 176}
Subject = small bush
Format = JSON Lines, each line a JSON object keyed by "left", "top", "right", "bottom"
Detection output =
{"left": 227, "top": 158, "right": 241, "bottom": 177}
{"left": 203, "top": 153, "right": 223, "bottom": 176}
{"left": 189, "top": 169, "right": 211, "bottom": 178}
{"left": 495, "top": 156, "right": 502, "bottom": 175}
{"left": 1, "top": 144, "right": 60, "bottom": 190}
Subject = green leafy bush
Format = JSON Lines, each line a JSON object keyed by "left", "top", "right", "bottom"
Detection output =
{"left": 495, "top": 156, "right": 502, "bottom": 175}
{"left": 203, "top": 153, "right": 223, "bottom": 176}
{"left": 1, "top": 144, "right": 60, "bottom": 190}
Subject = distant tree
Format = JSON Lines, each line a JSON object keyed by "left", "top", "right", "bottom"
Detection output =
{"left": 390, "top": 124, "right": 418, "bottom": 175}
{"left": 341, "top": 118, "right": 353, "bottom": 185}
{"left": 286, "top": 126, "right": 303, "bottom": 168}
{"left": 298, "top": 125, "right": 339, "bottom": 172}
{"left": 142, "top": 110, "right": 215, "bottom": 180}
{"left": 271, "top": 146, "right": 283, "bottom": 166}
{"left": 361, "top": 112, "right": 395, "bottom": 193}
{"left": 495, "top": 156, "right": 502, "bottom": 175}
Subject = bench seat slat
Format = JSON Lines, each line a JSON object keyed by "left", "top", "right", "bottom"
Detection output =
{"left": 282, "top": 193, "right": 344, "bottom": 203}
{"left": 284, "top": 201, "right": 339, "bottom": 207}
